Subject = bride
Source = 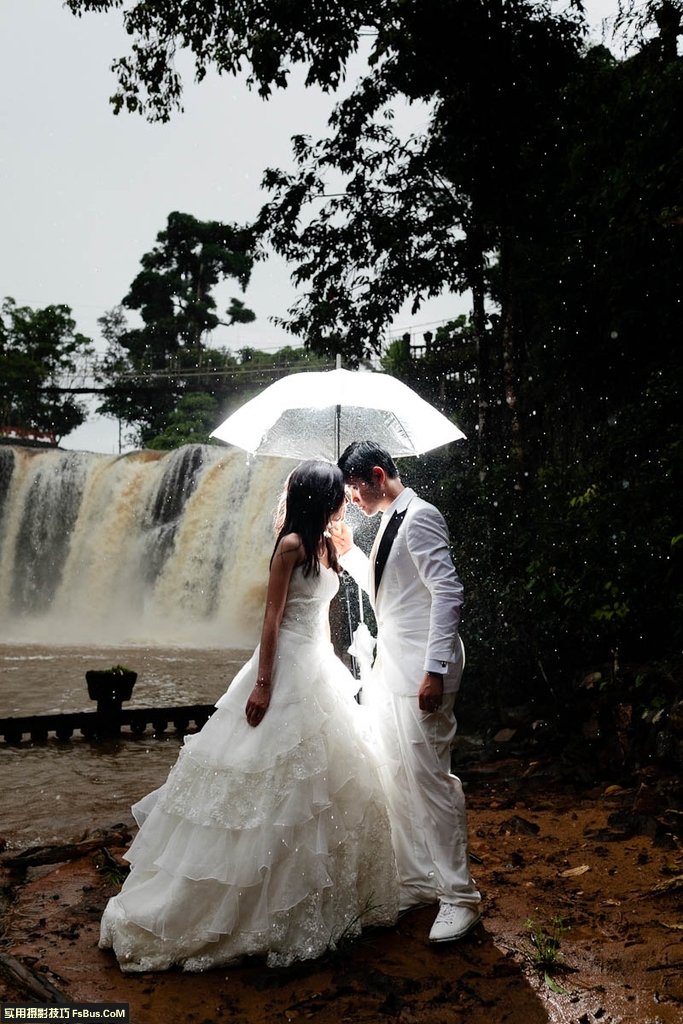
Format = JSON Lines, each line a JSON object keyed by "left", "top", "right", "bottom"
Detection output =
{"left": 99, "top": 460, "right": 399, "bottom": 972}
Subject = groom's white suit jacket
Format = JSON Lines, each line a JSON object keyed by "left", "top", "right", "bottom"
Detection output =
{"left": 341, "top": 487, "right": 464, "bottom": 696}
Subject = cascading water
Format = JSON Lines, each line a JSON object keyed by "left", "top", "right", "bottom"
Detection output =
{"left": 0, "top": 444, "right": 291, "bottom": 646}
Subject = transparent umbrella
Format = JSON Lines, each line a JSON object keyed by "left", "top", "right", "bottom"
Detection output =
{"left": 209, "top": 365, "right": 465, "bottom": 461}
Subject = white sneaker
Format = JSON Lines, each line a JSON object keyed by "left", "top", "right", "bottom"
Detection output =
{"left": 429, "top": 902, "right": 482, "bottom": 943}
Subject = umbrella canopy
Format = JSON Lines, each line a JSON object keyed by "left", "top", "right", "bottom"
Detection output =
{"left": 210, "top": 367, "right": 465, "bottom": 461}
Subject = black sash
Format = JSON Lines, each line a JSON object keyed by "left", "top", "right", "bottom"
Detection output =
{"left": 374, "top": 505, "right": 409, "bottom": 595}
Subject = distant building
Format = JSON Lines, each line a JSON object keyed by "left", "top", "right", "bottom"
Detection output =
{"left": 0, "top": 425, "right": 57, "bottom": 447}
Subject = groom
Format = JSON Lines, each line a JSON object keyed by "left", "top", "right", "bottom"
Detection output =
{"left": 333, "top": 440, "right": 481, "bottom": 942}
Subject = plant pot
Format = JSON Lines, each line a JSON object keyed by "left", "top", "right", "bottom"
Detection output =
{"left": 86, "top": 670, "right": 137, "bottom": 704}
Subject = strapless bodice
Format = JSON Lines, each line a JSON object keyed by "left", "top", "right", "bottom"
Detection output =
{"left": 279, "top": 563, "right": 339, "bottom": 639}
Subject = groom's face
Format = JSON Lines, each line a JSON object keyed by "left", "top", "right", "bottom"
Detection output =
{"left": 345, "top": 469, "right": 386, "bottom": 517}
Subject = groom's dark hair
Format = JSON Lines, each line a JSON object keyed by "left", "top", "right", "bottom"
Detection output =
{"left": 338, "top": 441, "right": 399, "bottom": 483}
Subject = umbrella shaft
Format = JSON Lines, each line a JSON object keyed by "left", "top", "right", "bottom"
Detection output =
{"left": 335, "top": 404, "right": 341, "bottom": 461}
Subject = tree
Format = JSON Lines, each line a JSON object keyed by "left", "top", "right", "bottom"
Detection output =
{"left": 97, "top": 211, "right": 255, "bottom": 445}
{"left": 122, "top": 210, "right": 254, "bottom": 353}
{"left": 140, "top": 346, "right": 332, "bottom": 449}
{"left": 0, "top": 298, "right": 94, "bottom": 442}
{"left": 254, "top": 3, "right": 583, "bottom": 476}
{"left": 65, "top": 0, "right": 586, "bottom": 462}
{"left": 64, "top": 0, "right": 587, "bottom": 458}
{"left": 489, "top": 9, "right": 683, "bottom": 682}
{"left": 144, "top": 392, "right": 220, "bottom": 450}
{"left": 491, "top": 26, "right": 683, "bottom": 471}
{"left": 65, "top": 0, "right": 376, "bottom": 119}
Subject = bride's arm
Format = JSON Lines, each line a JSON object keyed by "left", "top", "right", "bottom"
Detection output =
{"left": 245, "top": 535, "right": 301, "bottom": 727}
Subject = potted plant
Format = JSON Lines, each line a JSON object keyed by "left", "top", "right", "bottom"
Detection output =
{"left": 86, "top": 665, "right": 138, "bottom": 705}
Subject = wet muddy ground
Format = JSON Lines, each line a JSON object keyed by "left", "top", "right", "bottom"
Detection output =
{"left": 1, "top": 756, "right": 681, "bottom": 1024}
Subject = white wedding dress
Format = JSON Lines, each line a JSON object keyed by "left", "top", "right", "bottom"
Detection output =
{"left": 99, "top": 564, "right": 399, "bottom": 972}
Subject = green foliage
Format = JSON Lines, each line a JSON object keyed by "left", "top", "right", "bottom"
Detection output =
{"left": 392, "top": 16, "right": 683, "bottom": 709}
{"left": 65, "top": 0, "right": 371, "bottom": 119}
{"left": 500, "top": 33, "right": 683, "bottom": 477}
{"left": 123, "top": 211, "right": 253, "bottom": 347}
{"left": 523, "top": 915, "right": 571, "bottom": 993}
{"left": 96, "top": 211, "right": 255, "bottom": 446}
{"left": 95, "top": 847, "right": 129, "bottom": 887}
{"left": 526, "top": 369, "right": 681, "bottom": 672}
{"left": 0, "top": 297, "right": 94, "bottom": 442}
{"left": 145, "top": 393, "right": 220, "bottom": 450}
{"left": 236, "top": 345, "right": 330, "bottom": 369}
{"left": 524, "top": 913, "right": 566, "bottom": 972}
{"left": 134, "top": 347, "right": 331, "bottom": 450}
{"left": 405, "top": 358, "right": 681, "bottom": 719}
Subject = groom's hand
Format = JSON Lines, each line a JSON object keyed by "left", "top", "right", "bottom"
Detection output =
{"left": 329, "top": 520, "right": 353, "bottom": 556}
{"left": 418, "top": 672, "right": 443, "bottom": 713}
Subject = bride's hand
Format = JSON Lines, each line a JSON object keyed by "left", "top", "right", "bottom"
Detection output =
{"left": 329, "top": 520, "right": 353, "bottom": 556}
{"left": 245, "top": 681, "right": 270, "bottom": 727}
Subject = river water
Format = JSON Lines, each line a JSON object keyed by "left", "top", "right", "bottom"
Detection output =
{"left": 0, "top": 446, "right": 284, "bottom": 850}
{"left": 0, "top": 643, "right": 251, "bottom": 849}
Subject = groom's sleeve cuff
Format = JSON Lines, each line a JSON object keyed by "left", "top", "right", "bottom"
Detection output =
{"left": 425, "top": 658, "right": 450, "bottom": 674}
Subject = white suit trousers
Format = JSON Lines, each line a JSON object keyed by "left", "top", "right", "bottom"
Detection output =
{"left": 362, "top": 677, "right": 481, "bottom": 908}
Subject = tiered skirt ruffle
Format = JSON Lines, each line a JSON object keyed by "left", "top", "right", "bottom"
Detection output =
{"left": 99, "top": 635, "right": 399, "bottom": 972}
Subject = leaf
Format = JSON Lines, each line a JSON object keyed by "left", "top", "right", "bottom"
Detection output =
{"left": 650, "top": 875, "right": 683, "bottom": 896}
{"left": 662, "top": 922, "right": 683, "bottom": 931}
{"left": 559, "top": 864, "right": 590, "bottom": 877}
{"left": 544, "top": 972, "right": 570, "bottom": 995}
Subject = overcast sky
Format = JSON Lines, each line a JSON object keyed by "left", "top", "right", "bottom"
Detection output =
{"left": 1, "top": 0, "right": 619, "bottom": 453}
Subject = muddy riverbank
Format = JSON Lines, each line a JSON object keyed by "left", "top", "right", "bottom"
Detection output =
{"left": 1, "top": 756, "right": 681, "bottom": 1024}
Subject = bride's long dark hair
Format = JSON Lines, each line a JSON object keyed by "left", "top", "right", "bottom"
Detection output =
{"left": 272, "top": 460, "right": 345, "bottom": 576}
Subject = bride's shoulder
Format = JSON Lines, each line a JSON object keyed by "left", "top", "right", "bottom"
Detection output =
{"left": 273, "top": 532, "right": 305, "bottom": 565}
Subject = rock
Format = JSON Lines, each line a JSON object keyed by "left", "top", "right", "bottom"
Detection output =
{"left": 632, "top": 784, "right": 666, "bottom": 816}
{"left": 498, "top": 815, "right": 540, "bottom": 836}
{"left": 668, "top": 701, "right": 683, "bottom": 735}
{"left": 493, "top": 728, "right": 517, "bottom": 743}
{"left": 581, "top": 717, "right": 601, "bottom": 740}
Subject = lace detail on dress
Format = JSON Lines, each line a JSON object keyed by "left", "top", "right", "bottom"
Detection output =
{"left": 156, "top": 739, "right": 369, "bottom": 830}
{"left": 100, "top": 801, "right": 398, "bottom": 972}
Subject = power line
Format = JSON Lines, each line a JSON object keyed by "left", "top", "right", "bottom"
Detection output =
{"left": 112, "top": 362, "right": 335, "bottom": 381}
{"left": 38, "top": 359, "right": 337, "bottom": 394}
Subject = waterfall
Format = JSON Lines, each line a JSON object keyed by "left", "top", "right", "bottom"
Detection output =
{"left": 0, "top": 445, "right": 292, "bottom": 646}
